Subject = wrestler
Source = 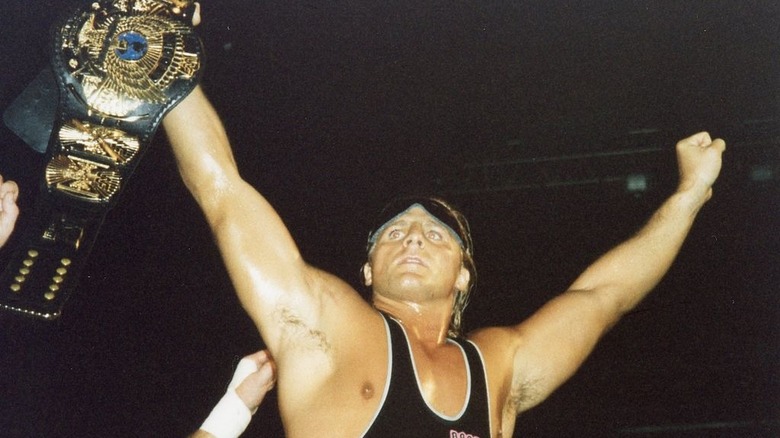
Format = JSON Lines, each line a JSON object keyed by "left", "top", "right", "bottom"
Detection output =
{"left": 163, "top": 8, "right": 725, "bottom": 438}
{"left": 0, "top": 174, "right": 20, "bottom": 248}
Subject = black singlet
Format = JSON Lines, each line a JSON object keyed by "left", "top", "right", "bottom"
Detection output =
{"left": 361, "top": 313, "right": 492, "bottom": 438}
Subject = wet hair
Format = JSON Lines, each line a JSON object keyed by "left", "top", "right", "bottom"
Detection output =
{"left": 366, "top": 196, "right": 476, "bottom": 338}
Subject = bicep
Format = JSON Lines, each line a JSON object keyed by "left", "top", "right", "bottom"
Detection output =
{"left": 204, "top": 181, "right": 326, "bottom": 350}
{"left": 197, "top": 177, "right": 390, "bottom": 408}
{"left": 510, "top": 289, "right": 620, "bottom": 412}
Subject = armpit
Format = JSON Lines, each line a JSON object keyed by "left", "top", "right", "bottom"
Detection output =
{"left": 275, "top": 306, "right": 332, "bottom": 354}
{"left": 509, "top": 374, "right": 542, "bottom": 414}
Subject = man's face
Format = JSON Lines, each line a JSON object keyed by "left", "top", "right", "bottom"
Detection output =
{"left": 364, "top": 206, "right": 469, "bottom": 303}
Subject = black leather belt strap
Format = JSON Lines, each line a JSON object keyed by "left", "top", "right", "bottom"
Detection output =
{"left": 1, "top": 0, "right": 203, "bottom": 319}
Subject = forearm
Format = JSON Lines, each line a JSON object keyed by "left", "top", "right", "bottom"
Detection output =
{"left": 162, "top": 85, "right": 239, "bottom": 206}
{"left": 508, "top": 186, "right": 713, "bottom": 413}
{"left": 501, "top": 137, "right": 723, "bottom": 414}
{"left": 569, "top": 186, "right": 710, "bottom": 315}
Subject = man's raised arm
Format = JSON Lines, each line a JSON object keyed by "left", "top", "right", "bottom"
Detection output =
{"left": 507, "top": 132, "right": 725, "bottom": 412}
{"left": 162, "top": 87, "right": 328, "bottom": 355}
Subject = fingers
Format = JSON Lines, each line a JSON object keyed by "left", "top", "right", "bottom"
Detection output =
{"left": 228, "top": 350, "right": 276, "bottom": 391}
{"left": 0, "top": 193, "right": 20, "bottom": 247}
{"left": 1, "top": 191, "right": 20, "bottom": 216}
{"left": 678, "top": 131, "right": 726, "bottom": 151}
{"left": 249, "top": 350, "right": 276, "bottom": 390}
{"left": 255, "top": 359, "right": 276, "bottom": 392}
{"left": 0, "top": 177, "right": 19, "bottom": 203}
{"left": 232, "top": 350, "right": 277, "bottom": 412}
{"left": 171, "top": 1, "right": 200, "bottom": 26}
{"left": 242, "top": 350, "right": 274, "bottom": 376}
{"left": 0, "top": 177, "right": 20, "bottom": 240}
{"left": 675, "top": 132, "right": 726, "bottom": 200}
{"left": 192, "top": 2, "right": 201, "bottom": 26}
{"left": 709, "top": 137, "right": 726, "bottom": 153}
{"left": 682, "top": 131, "right": 712, "bottom": 147}
{"left": 247, "top": 349, "right": 272, "bottom": 364}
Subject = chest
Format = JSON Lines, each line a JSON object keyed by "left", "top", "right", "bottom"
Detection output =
{"left": 407, "top": 341, "right": 470, "bottom": 417}
{"left": 357, "top": 318, "right": 494, "bottom": 437}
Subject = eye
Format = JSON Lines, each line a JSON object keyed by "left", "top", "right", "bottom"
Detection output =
{"left": 387, "top": 229, "right": 402, "bottom": 239}
{"left": 426, "top": 230, "right": 443, "bottom": 241}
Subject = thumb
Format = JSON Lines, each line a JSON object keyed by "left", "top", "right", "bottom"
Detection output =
{"left": 709, "top": 138, "right": 726, "bottom": 154}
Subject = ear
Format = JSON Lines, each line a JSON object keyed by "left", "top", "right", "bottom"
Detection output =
{"left": 362, "top": 262, "right": 373, "bottom": 286}
{"left": 455, "top": 265, "right": 470, "bottom": 292}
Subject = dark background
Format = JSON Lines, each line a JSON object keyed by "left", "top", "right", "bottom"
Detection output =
{"left": 1, "top": 0, "right": 778, "bottom": 436}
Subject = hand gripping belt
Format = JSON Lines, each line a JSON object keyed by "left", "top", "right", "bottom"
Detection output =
{"left": 1, "top": 0, "right": 204, "bottom": 319}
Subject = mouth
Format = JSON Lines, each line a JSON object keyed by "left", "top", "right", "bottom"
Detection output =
{"left": 398, "top": 256, "right": 426, "bottom": 267}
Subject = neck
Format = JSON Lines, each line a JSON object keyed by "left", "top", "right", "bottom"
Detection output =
{"left": 372, "top": 294, "right": 452, "bottom": 345}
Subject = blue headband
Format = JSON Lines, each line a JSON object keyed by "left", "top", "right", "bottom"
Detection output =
{"left": 367, "top": 198, "right": 468, "bottom": 250}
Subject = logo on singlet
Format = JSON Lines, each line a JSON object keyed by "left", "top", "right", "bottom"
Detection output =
{"left": 449, "top": 430, "right": 480, "bottom": 438}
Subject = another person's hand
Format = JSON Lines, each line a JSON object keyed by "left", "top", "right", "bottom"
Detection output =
{"left": 189, "top": 1, "right": 201, "bottom": 26}
{"left": 197, "top": 350, "right": 277, "bottom": 438}
{"left": 0, "top": 175, "right": 20, "bottom": 248}
{"left": 675, "top": 131, "right": 726, "bottom": 202}
{"left": 233, "top": 349, "right": 277, "bottom": 412}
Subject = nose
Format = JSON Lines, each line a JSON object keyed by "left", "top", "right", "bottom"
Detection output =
{"left": 404, "top": 224, "right": 424, "bottom": 248}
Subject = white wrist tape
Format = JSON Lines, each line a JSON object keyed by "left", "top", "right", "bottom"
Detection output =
{"left": 199, "top": 390, "right": 252, "bottom": 438}
{"left": 228, "top": 357, "right": 260, "bottom": 415}
{"left": 228, "top": 357, "right": 260, "bottom": 390}
{"left": 200, "top": 357, "right": 260, "bottom": 438}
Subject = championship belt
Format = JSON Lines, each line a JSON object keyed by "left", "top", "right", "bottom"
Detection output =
{"left": 0, "top": 0, "right": 203, "bottom": 319}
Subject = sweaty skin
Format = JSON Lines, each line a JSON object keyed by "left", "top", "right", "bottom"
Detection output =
{"left": 164, "top": 84, "right": 723, "bottom": 437}
{"left": 166, "top": 8, "right": 726, "bottom": 436}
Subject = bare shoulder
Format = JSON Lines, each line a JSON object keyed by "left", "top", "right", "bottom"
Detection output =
{"left": 277, "top": 266, "right": 383, "bottom": 356}
{"left": 306, "top": 267, "right": 375, "bottom": 311}
{"left": 467, "top": 325, "right": 521, "bottom": 352}
{"left": 466, "top": 326, "right": 530, "bottom": 425}
{"left": 278, "top": 267, "right": 387, "bottom": 374}
{"left": 467, "top": 325, "right": 523, "bottom": 384}
{"left": 276, "top": 268, "right": 390, "bottom": 436}
{"left": 303, "top": 267, "right": 383, "bottom": 335}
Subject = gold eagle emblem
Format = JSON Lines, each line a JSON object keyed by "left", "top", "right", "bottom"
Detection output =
{"left": 62, "top": 1, "right": 201, "bottom": 118}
